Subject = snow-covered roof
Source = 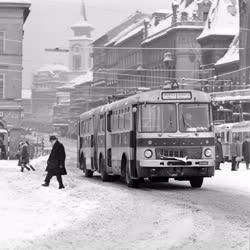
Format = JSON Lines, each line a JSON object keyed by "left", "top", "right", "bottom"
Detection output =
{"left": 215, "top": 33, "right": 239, "bottom": 66}
{"left": 144, "top": 0, "right": 202, "bottom": 44}
{"left": 145, "top": 15, "right": 172, "bottom": 43}
{"left": 115, "top": 24, "right": 144, "bottom": 46}
{"left": 211, "top": 89, "right": 250, "bottom": 102}
{"left": 71, "top": 72, "right": 93, "bottom": 87}
{"left": 22, "top": 89, "right": 31, "bottom": 99}
{"left": 38, "top": 64, "right": 69, "bottom": 74}
{"left": 71, "top": 20, "right": 94, "bottom": 30}
{"left": 143, "top": 24, "right": 203, "bottom": 44}
{"left": 58, "top": 72, "right": 93, "bottom": 90}
{"left": 197, "top": 0, "right": 239, "bottom": 40}
{"left": 105, "top": 19, "right": 145, "bottom": 47}
{"left": 0, "top": 0, "right": 30, "bottom": 4}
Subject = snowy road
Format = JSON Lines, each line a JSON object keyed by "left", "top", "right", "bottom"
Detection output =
{"left": 0, "top": 139, "right": 250, "bottom": 250}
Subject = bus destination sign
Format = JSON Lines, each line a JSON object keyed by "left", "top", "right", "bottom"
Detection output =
{"left": 161, "top": 92, "right": 192, "bottom": 100}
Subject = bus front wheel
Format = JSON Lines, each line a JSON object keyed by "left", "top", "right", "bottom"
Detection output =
{"left": 190, "top": 177, "right": 203, "bottom": 188}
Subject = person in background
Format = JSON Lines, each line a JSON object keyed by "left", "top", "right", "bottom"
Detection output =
{"left": 24, "top": 140, "right": 35, "bottom": 171}
{"left": 230, "top": 135, "right": 241, "bottom": 171}
{"left": 242, "top": 135, "right": 250, "bottom": 170}
{"left": 17, "top": 141, "right": 30, "bottom": 172}
{"left": 215, "top": 135, "right": 223, "bottom": 170}
{"left": 42, "top": 135, "right": 67, "bottom": 189}
{"left": 0, "top": 138, "right": 7, "bottom": 160}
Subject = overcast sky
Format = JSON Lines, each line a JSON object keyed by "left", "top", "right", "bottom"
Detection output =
{"left": 23, "top": 0, "right": 172, "bottom": 88}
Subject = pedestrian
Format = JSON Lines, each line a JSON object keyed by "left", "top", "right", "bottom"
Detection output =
{"left": 42, "top": 135, "right": 66, "bottom": 189}
{"left": 230, "top": 135, "right": 241, "bottom": 171}
{"left": 242, "top": 136, "right": 250, "bottom": 170}
{"left": 17, "top": 141, "right": 30, "bottom": 172}
{"left": 0, "top": 138, "right": 7, "bottom": 160}
{"left": 24, "top": 140, "right": 35, "bottom": 171}
{"left": 215, "top": 135, "right": 223, "bottom": 170}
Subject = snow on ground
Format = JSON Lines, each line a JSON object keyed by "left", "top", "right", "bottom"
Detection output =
{"left": 0, "top": 142, "right": 250, "bottom": 250}
{"left": 205, "top": 161, "right": 250, "bottom": 195}
{"left": 0, "top": 156, "right": 98, "bottom": 250}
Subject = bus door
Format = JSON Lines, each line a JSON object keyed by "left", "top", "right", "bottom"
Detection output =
{"left": 77, "top": 120, "right": 80, "bottom": 168}
{"left": 130, "top": 105, "right": 138, "bottom": 178}
{"left": 106, "top": 111, "right": 112, "bottom": 172}
{"left": 92, "top": 114, "right": 98, "bottom": 171}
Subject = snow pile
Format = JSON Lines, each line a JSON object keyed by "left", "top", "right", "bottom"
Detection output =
{"left": 215, "top": 33, "right": 239, "bottom": 66}
{"left": 198, "top": 0, "right": 239, "bottom": 40}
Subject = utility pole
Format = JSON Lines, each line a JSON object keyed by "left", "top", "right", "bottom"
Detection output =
{"left": 239, "top": 0, "right": 250, "bottom": 85}
{"left": 246, "top": 0, "right": 250, "bottom": 86}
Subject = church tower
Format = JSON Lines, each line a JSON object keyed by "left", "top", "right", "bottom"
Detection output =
{"left": 69, "top": 0, "right": 94, "bottom": 73}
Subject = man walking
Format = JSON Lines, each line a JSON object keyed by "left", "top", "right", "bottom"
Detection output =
{"left": 42, "top": 135, "right": 67, "bottom": 189}
{"left": 215, "top": 135, "right": 223, "bottom": 170}
{"left": 242, "top": 136, "right": 250, "bottom": 170}
{"left": 231, "top": 136, "right": 241, "bottom": 171}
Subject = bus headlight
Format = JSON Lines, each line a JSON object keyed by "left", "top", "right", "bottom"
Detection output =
{"left": 204, "top": 148, "right": 212, "bottom": 158}
{"left": 144, "top": 149, "right": 153, "bottom": 159}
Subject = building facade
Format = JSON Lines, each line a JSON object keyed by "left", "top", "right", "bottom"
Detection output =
{"left": 31, "top": 64, "right": 69, "bottom": 130}
{"left": 0, "top": 0, "right": 30, "bottom": 128}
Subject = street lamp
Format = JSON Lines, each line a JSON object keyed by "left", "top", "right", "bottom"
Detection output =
{"left": 163, "top": 51, "right": 174, "bottom": 80}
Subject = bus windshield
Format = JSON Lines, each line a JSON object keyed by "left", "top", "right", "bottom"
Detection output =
{"left": 139, "top": 104, "right": 177, "bottom": 132}
{"left": 179, "top": 103, "right": 211, "bottom": 132}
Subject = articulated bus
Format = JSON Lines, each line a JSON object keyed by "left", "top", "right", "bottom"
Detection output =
{"left": 215, "top": 120, "right": 250, "bottom": 161}
{"left": 77, "top": 89, "right": 215, "bottom": 188}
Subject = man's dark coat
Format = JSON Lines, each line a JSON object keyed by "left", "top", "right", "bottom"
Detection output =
{"left": 46, "top": 140, "right": 67, "bottom": 176}
{"left": 242, "top": 139, "right": 250, "bottom": 163}
{"left": 215, "top": 140, "right": 223, "bottom": 163}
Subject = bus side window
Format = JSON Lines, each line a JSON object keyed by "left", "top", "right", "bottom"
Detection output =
{"left": 118, "top": 110, "right": 124, "bottom": 130}
{"left": 124, "top": 109, "right": 130, "bottom": 130}
{"left": 239, "top": 132, "right": 243, "bottom": 142}
{"left": 221, "top": 132, "right": 225, "bottom": 143}
{"left": 226, "top": 131, "right": 230, "bottom": 143}
{"left": 81, "top": 121, "right": 84, "bottom": 135}
{"left": 107, "top": 111, "right": 112, "bottom": 132}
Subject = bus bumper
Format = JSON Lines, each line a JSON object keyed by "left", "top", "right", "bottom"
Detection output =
{"left": 137, "top": 160, "right": 215, "bottom": 178}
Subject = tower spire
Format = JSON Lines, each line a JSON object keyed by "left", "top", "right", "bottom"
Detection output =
{"left": 81, "top": 0, "right": 87, "bottom": 21}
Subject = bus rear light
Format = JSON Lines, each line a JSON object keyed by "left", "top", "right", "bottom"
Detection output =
{"left": 144, "top": 149, "right": 153, "bottom": 159}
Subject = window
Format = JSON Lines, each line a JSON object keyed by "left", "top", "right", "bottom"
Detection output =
{"left": 140, "top": 104, "right": 177, "bottom": 133}
{"left": 124, "top": 111, "right": 130, "bottom": 130}
{"left": 0, "top": 74, "right": 4, "bottom": 99}
{"left": 73, "top": 55, "right": 82, "bottom": 71}
{"left": 118, "top": 112, "right": 124, "bottom": 129}
{"left": 179, "top": 104, "right": 211, "bottom": 132}
{"left": 203, "top": 12, "right": 209, "bottom": 22}
{"left": 0, "top": 32, "right": 4, "bottom": 54}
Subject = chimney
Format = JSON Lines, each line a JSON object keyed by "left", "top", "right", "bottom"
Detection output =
{"left": 172, "top": 1, "right": 179, "bottom": 24}
{"left": 143, "top": 17, "right": 150, "bottom": 38}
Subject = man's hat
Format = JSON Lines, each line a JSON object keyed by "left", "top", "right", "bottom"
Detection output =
{"left": 49, "top": 135, "right": 57, "bottom": 141}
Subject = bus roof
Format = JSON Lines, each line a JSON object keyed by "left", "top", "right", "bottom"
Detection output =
{"left": 80, "top": 89, "right": 211, "bottom": 120}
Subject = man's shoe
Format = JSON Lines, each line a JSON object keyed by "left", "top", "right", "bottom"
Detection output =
{"left": 59, "top": 186, "right": 65, "bottom": 189}
{"left": 42, "top": 183, "right": 49, "bottom": 187}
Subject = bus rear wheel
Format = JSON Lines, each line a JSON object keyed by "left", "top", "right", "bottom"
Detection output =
{"left": 85, "top": 169, "right": 93, "bottom": 178}
{"left": 125, "top": 163, "right": 139, "bottom": 188}
{"left": 100, "top": 158, "right": 111, "bottom": 182}
{"left": 190, "top": 177, "right": 203, "bottom": 188}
